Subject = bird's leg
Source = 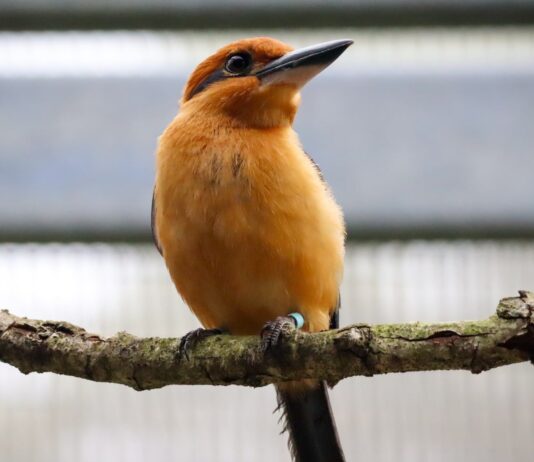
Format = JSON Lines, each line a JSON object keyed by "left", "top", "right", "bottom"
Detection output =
{"left": 178, "top": 328, "right": 225, "bottom": 360}
{"left": 261, "top": 312, "right": 304, "bottom": 352}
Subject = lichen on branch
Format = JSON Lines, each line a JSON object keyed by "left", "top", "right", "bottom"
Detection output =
{"left": 0, "top": 292, "right": 533, "bottom": 391}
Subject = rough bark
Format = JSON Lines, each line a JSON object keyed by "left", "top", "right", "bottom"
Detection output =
{"left": 0, "top": 291, "right": 533, "bottom": 391}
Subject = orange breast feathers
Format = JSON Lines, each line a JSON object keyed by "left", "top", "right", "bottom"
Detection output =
{"left": 153, "top": 37, "right": 347, "bottom": 335}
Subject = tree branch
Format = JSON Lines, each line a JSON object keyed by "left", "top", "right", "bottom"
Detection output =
{"left": 1, "top": 292, "right": 533, "bottom": 391}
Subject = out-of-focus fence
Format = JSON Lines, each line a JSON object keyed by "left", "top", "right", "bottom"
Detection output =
{"left": 1, "top": 29, "right": 534, "bottom": 239}
{"left": 1, "top": 241, "right": 533, "bottom": 462}
{"left": 2, "top": 0, "right": 534, "bottom": 29}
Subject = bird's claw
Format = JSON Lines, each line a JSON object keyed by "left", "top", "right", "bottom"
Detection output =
{"left": 178, "top": 328, "right": 223, "bottom": 360}
{"left": 261, "top": 316, "right": 297, "bottom": 353}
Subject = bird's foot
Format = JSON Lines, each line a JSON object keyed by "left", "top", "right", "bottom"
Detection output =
{"left": 178, "top": 328, "right": 224, "bottom": 360}
{"left": 261, "top": 313, "right": 304, "bottom": 353}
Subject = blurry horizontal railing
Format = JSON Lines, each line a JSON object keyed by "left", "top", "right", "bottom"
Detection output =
{"left": 1, "top": 29, "right": 534, "bottom": 241}
{"left": 1, "top": 0, "right": 534, "bottom": 30}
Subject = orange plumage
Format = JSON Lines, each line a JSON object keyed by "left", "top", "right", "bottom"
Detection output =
{"left": 153, "top": 36, "right": 352, "bottom": 462}
{"left": 154, "top": 37, "right": 346, "bottom": 335}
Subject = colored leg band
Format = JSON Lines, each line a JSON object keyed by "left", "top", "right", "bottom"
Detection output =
{"left": 288, "top": 312, "right": 305, "bottom": 329}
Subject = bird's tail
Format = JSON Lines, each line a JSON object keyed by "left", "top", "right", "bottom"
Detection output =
{"left": 275, "top": 380, "right": 345, "bottom": 462}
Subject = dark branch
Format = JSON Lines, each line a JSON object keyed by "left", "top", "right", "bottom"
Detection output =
{"left": 0, "top": 292, "right": 533, "bottom": 391}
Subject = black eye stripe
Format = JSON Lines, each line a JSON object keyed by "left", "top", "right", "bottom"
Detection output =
{"left": 187, "top": 52, "right": 254, "bottom": 100}
{"left": 188, "top": 69, "right": 228, "bottom": 99}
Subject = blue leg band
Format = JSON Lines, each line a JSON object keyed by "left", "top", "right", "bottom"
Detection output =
{"left": 288, "top": 312, "right": 305, "bottom": 329}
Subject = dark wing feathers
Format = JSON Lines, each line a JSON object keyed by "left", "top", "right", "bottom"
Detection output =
{"left": 304, "top": 150, "right": 325, "bottom": 183}
{"left": 330, "top": 293, "right": 340, "bottom": 329}
{"left": 151, "top": 188, "right": 162, "bottom": 256}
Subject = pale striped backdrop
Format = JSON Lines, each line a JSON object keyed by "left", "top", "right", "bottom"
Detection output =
{"left": 0, "top": 241, "right": 532, "bottom": 462}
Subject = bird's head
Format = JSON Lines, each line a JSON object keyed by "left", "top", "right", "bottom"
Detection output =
{"left": 181, "top": 37, "right": 352, "bottom": 128}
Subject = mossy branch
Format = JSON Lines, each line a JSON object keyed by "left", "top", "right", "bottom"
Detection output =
{"left": 1, "top": 291, "right": 533, "bottom": 391}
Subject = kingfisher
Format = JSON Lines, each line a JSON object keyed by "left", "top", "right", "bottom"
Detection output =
{"left": 153, "top": 37, "right": 352, "bottom": 462}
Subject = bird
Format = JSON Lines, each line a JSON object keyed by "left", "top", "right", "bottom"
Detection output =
{"left": 152, "top": 36, "right": 351, "bottom": 462}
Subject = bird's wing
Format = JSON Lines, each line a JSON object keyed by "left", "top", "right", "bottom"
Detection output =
{"left": 151, "top": 187, "right": 163, "bottom": 256}
{"left": 305, "top": 151, "right": 340, "bottom": 329}
{"left": 330, "top": 293, "right": 341, "bottom": 329}
{"left": 304, "top": 150, "right": 325, "bottom": 183}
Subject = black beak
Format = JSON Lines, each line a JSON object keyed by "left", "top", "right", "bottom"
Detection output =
{"left": 255, "top": 39, "right": 353, "bottom": 87}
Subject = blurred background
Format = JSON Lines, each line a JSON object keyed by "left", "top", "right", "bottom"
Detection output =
{"left": 1, "top": 1, "right": 534, "bottom": 461}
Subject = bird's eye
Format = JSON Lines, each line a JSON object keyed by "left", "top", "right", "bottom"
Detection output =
{"left": 225, "top": 53, "right": 252, "bottom": 75}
